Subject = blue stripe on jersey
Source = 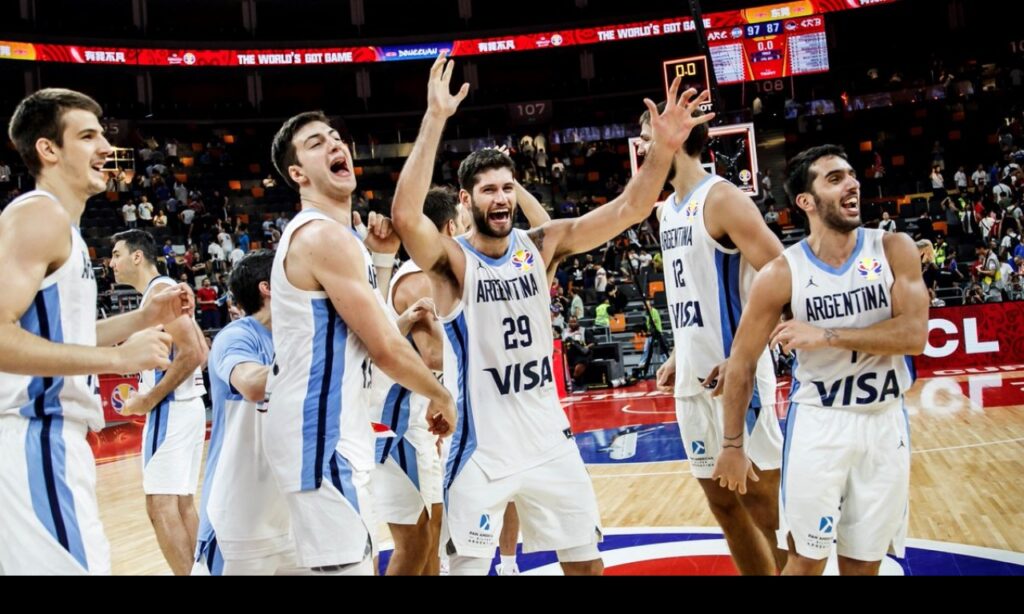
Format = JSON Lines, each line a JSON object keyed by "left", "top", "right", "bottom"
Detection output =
{"left": 904, "top": 355, "right": 916, "bottom": 383}
{"left": 25, "top": 416, "right": 88, "bottom": 570}
{"left": 394, "top": 439, "right": 421, "bottom": 491}
{"left": 18, "top": 286, "right": 66, "bottom": 419}
{"left": 143, "top": 376, "right": 171, "bottom": 467}
{"left": 300, "top": 299, "right": 346, "bottom": 491}
{"left": 197, "top": 536, "right": 225, "bottom": 576}
{"left": 714, "top": 252, "right": 742, "bottom": 357}
{"left": 799, "top": 226, "right": 865, "bottom": 276}
{"left": 456, "top": 234, "right": 517, "bottom": 267}
{"left": 328, "top": 451, "right": 360, "bottom": 513}
{"left": 781, "top": 353, "right": 800, "bottom": 509}
{"left": 196, "top": 394, "right": 233, "bottom": 546}
{"left": 443, "top": 314, "right": 477, "bottom": 497}
{"left": 375, "top": 383, "right": 411, "bottom": 463}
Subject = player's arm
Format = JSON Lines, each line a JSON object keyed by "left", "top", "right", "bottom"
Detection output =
{"left": 0, "top": 198, "right": 172, "bottom": 376}
{"left": 230, "top": 363, "right": 269, "bottom": 403}
{"left": 208, "top": 327, "right": 271, "bottom": 403}
{"left": 121, "top": 311, "right": 207, "bottom": 416}
{"left": 363, "top": 211, "right": 400, "bottom": 298}
{"left": 527, "top": 81, "right": 714, "bottom": 266}
{"left": 96, "top": 283, "right": 195, "bottom": 346}
{"left": 393, "top": 273, "right": 444, "bottom": 372}
{"left": 390, "top": 53, "right": 469, "bottom": 307}
{"left": 705, "top": 183, "right": 784, "bottom": 271}
{"left": 296, "top": 222, "right": 456, "bottom": 434}
{"left": 710, "top": 256, "right": 792, "bottom": 494}
{"left": 770, "top": 233, "right": 928, "bottom": 356}
{"left": 514, "top": 180, "right": 551, "bottom": 227}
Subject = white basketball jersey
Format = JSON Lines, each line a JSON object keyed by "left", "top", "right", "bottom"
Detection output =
{"left": 373, "top": 260, "right": 438, "bottom": 464}
{"left": 660, "top": 176, "right": 775, "bottom": 398}
{"left": 198, "top": 316, "right": 289, "bottom": 551}
{"left": 783, "top": 227, "right": 913, "bottom": 411}
{"left": 138, "top": 276, "right": 206, "bottom": 402}
{"left": 265, "top": 208, "right": 375, "bottom": 492}
{"left": 0, "top": 190, "right": 102, "bottom": 430}
{"left": 441, "top": 229, "right": 571, "bottom": 484}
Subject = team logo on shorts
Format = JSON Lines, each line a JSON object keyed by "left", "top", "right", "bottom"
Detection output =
{"left": 819, "top": 516, "right": 835, "bottom": 534}
{"left": 690, "top": 440, "right": 706, "bottom": 456}
{"left": 738, "top": 169, "right": 752, "bottom": 184}
{"left": 511, "top": 249, "right": 534, "bottom": 272}
{"left": 479, "top": 514, "right": 491, "bottom": 531}
{"left": 110, "top": 383, "right": 137, "bottom": 414}
{"left": 856, "top": 257, "right": 882, "bottom": 280}
{"left": 684, "top": 199, "right": 700, "bottom": 217}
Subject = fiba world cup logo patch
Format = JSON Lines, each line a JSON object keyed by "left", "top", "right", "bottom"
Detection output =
{"left": 111, "top": 383, "right": 137, "bottom": 414}
{"left": 684, "top": 199, "right": 700, "bottom": 217}
{"left": 511, "top": 249, "right": 534, "bottom": 272}
{"left": 738, "top": 169, "right": 752, "bottom": 185}
{"left": 857, "top": 257, "right": 882, "bottom": 281}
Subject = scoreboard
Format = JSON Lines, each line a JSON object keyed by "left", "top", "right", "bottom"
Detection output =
{"left": 707, "top": 14, "right": 829, "bottom": 84}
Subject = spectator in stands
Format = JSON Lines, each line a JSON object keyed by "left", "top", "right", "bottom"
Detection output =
{"left": 562, "top": 316, "right": 596, "bottom": 392}
{"left": 606, "top": 283, "right": 628, "bottom": 315}
{"left": 173, "top": 179, "right": 188, "bottom": 203}
{"left": 636, "top": 302, "right": 669, "bottom": 379}
{"left": 153, "top": 209, "right": 168, "bottom": 228}
{"left": 954, "top": 165, "right": 968, "bottom": 192}
{"left": 217, "top": 224, "right": 234, "bottom": 254}
{"left": 569, "top": 287, "right": 585, "bottom": 320}
{"left": 180, "top": 204, "right": 196, "bottom": 240}
{"left": 879, "top": 210, "right": 896, "bottom": 232}
{"left": 207, "top": 239, "right": 226, "bottom": 274}
{"left": 550, "top": 304, "right": 565, "bottom": 336}
{"left": 930, "top": 165, "right": 946, "bottom": 200}
{"left": 122, "top": 199, "right": 138, "bottom": 229}
{"left": 594, "top": 263, "right": 608, "bottom": 294}
{"left": 593, "top": 297, "right": 611, "bottom": 328}
{"left": 971, "top": 164, "right": 988, "bottom": 192}
{"left": 976, "top": 243, "right": 1001, "bottom": 295}
{"left": 229, "top": 244, "right": 245, "bottom": 269}
{"left": 237, "top": 229, "right": 250, "bottom": 253}
{"left": 964, "top": 283, "right": 986, "bottom": 304}
{"left": 551, "top": 157, "right": 566, "bottom": 194}
{"left": 1008, "top": 272, "right": 1024, "bottom": 301}
{"left": 137, "top": 196, "right": 153, "bottom": 227}
{"left": 1001, "top": 226, "right": 1021, "bottom": 259}
{"left": 262, "top": 174, "right": 277, "bottom": 189}
{"left": 196, "top": 277, "right": 220, "bottom": 330}
{"left": 0, "top": 161, "right": 10, "bottom": 184}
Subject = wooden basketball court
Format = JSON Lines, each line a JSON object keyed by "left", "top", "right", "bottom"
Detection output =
{"left": 95, "top": 369, "right": 1024, "bottom": 574}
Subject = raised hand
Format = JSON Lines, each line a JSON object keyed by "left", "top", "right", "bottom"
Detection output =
{"left": 643, "top": 76, "right": 716, "bottom": 154}
{"left": 427, "top": 51, "right": 470, "bottom": 119}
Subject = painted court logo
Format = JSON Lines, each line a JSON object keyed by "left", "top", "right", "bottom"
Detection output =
{"left": 511, "top": 249, "right": 534, "bottom": 272}
{"left": 856, "top": 257, "right": 882, "bottom": 280}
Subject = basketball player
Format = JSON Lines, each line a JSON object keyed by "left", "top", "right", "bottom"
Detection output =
{"left": 376, "top": 183, "right": 547, "bottom": 575}
{"left": 638, "top": 104, "right": 786, "bottom": 575}
{"left": 712, "top": 145, "right": 928, "bottom": 575}
{"left": 109, "top": 229, "right": 208, "bottom": 576}
{"left": 265, "top": 109, "right": 455, "bottom": 574}
{"left": 391, "top": 54, "right": 712, "bottom": 575}
{"left": 193, "top": 249, "right": 298, "bottom": 575}
{"left": 0, "top": 88, "right": 191, "bottom": 574}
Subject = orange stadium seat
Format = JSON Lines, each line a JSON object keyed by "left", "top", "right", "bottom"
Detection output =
{"left": 609, "top": 314, "right": 626, "bottom": 333}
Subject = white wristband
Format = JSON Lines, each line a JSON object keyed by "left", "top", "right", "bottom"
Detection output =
{"left": 371, "top": 252, "right": 394, "bottom": 268}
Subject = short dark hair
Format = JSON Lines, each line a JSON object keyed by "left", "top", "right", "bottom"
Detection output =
{"left": 639, "top": 101, "right": 709, "bottom": 158}
{"left": 423, "top": 186, "right": 460, "bottom": 230}
{"left": 8, "top": 88, "right": 103, "bottom": 177}
{"left": 271, "top": 111, "right": 330, "bottom": 191}
{"left": 229, "top": 249, "right": 274, "bottom": 315}
{"left": 111, "top": 229, "right": 159, "bottom": 266}
{"left": 458, "top": 149, "right": 515, "bottom": 191}
{"left": 783, "top": 144, "right": 848, "bottom": 203}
